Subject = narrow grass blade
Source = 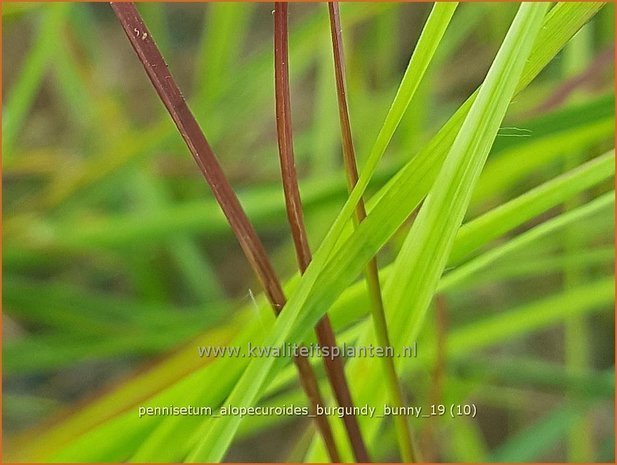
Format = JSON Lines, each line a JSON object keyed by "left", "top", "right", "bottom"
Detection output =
{"left": 384, "top": 0, "right": 549, "bottom": 364}
{"left": 441, "top": 191, "right": 614, "bottom": 290}
{"left": 305, "top": 3, "right": 551, "bottom": 459}
{"left": 327, "top": 2, "right": 429, "bottom": 461}
{"left": 451, "top": 150, "right": 614, "bottom": 264}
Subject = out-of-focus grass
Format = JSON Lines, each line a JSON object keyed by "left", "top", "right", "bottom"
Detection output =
{"left": 2, "top": 2, "right": 614, "bottom": 462}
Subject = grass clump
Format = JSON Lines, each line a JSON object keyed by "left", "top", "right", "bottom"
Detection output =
{"left": 2, "top": 2, "right": 613, "bottom": 462}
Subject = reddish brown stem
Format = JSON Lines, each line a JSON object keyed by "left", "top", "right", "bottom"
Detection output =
{"left": 274, "top": 3, "right": 370, "bottom": 462}
{"left": 273, "top": 2, "right": 312, "bottom": 270}
{"left": 328, "top": 2, "right": 419, "bottom": 462}
{"left": 110, "top": 3, "right": 340, "bottom": 461}
{"left": 327, "top": 2, "right": 363, "bottom": 214}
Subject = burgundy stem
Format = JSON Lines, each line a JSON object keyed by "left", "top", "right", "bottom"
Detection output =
{"left": 274, "top": 3, "right": 370, "bottom": 462}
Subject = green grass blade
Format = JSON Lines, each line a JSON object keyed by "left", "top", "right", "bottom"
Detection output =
{"left": 451, "top": 150, "right": 614, "bottom": 264}
{"left": 306, "top": 3, "right": 550, "bottom": 460}
{"left": 383, "top": 2, "right": 549, "bottom": 352}
{"left": 442, "top": 191, "right": 614, "bottom": 290}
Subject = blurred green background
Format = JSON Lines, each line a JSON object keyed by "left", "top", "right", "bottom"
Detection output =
{"left": 2, "top": 2, "right": 615, "bottom": 462}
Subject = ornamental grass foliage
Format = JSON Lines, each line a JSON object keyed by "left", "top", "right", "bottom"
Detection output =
{"left": 2, "top": 2, "right": 615, "bottom": 462}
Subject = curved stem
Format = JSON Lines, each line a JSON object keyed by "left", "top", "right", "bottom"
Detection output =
{"left": 274, "top": 3, "right": 370, "bottom": 462}
{"left": 328, "top": 2, "right": 419, "bottom": 462}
